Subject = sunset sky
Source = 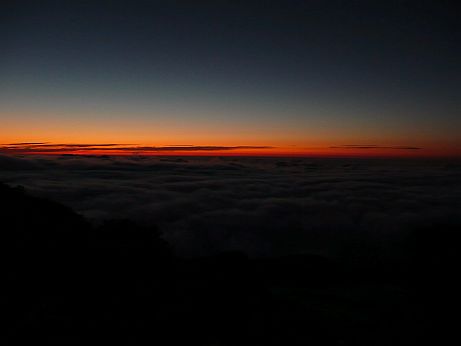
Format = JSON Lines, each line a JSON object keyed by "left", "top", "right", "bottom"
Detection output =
{"left": 1, "top": 1, "right": 460, "bottom": 157}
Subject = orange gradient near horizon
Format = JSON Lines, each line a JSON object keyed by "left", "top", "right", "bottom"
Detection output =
{"left": 1, "top": 141, "right": 460, "bottom": 158}
{"left": 1, "top": 111, "right": 460, "bottom": 158}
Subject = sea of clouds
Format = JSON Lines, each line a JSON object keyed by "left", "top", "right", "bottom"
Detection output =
{"left": 1, "top": 154, "right": 460, "bottom": 258}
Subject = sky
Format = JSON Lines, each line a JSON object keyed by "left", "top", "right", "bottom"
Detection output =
{"left": 1, "top": 0, "right": 460, "bottom": 157}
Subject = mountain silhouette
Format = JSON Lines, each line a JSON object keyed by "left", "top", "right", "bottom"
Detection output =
{"left": 1, "top": 182, "right": 458, "bottom": 345}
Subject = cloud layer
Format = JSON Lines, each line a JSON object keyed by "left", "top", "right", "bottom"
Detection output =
{"left": 1, "top": 154, "right": 460, "bottom": 257}
{"left": 0, "top": 143, "right": 273, "bottom": 155}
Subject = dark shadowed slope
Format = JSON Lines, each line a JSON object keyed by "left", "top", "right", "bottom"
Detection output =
{"left": 1, "top": 183, "right": 459, "bottom": 345}
{"left": 0, "top": 183, "right": 174, "bottom": 345}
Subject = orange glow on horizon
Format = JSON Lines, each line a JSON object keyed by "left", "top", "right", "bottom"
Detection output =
{"left": 1, "top": 142, "right": 460, "bottom": 158}
{"left": 2, "top": 109, "right": 460, "bottom": 158}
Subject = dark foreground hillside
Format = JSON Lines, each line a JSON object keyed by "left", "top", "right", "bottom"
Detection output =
{"left": 0, "top": 182, "right": 459, "bottom": 345}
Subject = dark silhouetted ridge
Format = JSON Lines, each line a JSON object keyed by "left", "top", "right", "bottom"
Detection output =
{"left": 1, "top": 182, "right": 459, "bottom": 345}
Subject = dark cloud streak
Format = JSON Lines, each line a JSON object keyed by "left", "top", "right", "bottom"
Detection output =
{"left": 331, "top": 145, "right": 422, "bottom": 150}
{"left": 0, "top": 143, "right": 274, "bottom": 155}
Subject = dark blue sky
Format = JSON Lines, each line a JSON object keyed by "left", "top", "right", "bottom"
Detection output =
{"left": 1, "top": 0, "right": 460, "bottom": 156}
